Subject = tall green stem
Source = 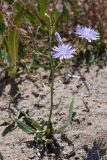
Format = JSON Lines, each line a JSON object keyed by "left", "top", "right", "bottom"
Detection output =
{"left": 49, "top": 56, "right": 54, "bottom": 122}
{"left": 46, "top": 15, "right": 55, "bottom": 137}
{"left": 46, "top": 55, "right": 54, "bottom": 137}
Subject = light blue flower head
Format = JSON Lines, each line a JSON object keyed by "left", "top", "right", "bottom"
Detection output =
{"left": 75, "top": 25, "right": 100, "bottom": 42}
{"left": 51, "top": 32, "right": 76, "bottom": 60}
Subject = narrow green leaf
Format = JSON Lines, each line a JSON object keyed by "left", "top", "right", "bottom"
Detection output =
{"left": 62, "top": 6, "right": 69, "bottom": 25}
{"left": 28, "top": 118, "right": 44, "bottom": 130}
{"left": 35, "top": 131, "right": 44, "bottom": 139}
{"left": 18, "top": 111, "right": 44, "bottom": 130}
{"left": 46, "top": 120, "right": 54, "bottom": 136}
{"left": 25, "top": 9, "right": 39, "bottom": 26}
{"left": 8, "top": 5, "right": 25, "bottom": 77}
{"left": 0, "top": 15, "right": 5, "bottom": 34}
{"left": 55, "top": 98, "right": 74, "bottom": 134}
{"left": 38, "top": 0, "right": 46, "bottom": 19}
{"left": 54, "top": 125, "right": 67, "bottom": 134}
{"left": 66, "top": 98, "right": 74, "bottom": 125}
{"left": 52, "top": 7, "right": 61, "bottom": 25}
{"left": 16, "top": 120, "right": 34, "bottom": 134}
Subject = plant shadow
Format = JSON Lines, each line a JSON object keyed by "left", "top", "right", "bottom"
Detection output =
{"left": 2, "top": 122, "right": 16, "bottom": 137}
{"left": 25, "top": 134, "right": 75, "bottom": 160}
{"left": 83, "top": 138, "right": 106, "bottom": 160}
{"left": 9, "top": 79, "right": 22, "bottom": 107}
{"left": 0, "top": 73, "right": 9, "bottom": 97}
{"left": 0, "top": 75, "right": 23, "bottom": 109}
{"left": 25, "top": 138, "right": 62, "bottom": 160}
{"left": 61, "top": 133, "right": 74, "bottom": 146}
{"left": 0, "top": 152, "right": 4, "bottom": 160}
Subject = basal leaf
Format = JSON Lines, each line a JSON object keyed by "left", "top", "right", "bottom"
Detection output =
{"left": 16, "top": 120, "right": 34, "bottom": 134}
{"left": 18, "top": 111, "right": 43, "bottom": 130}
{"left": 31, "top": 119, "right": 44, "bottom": 130}
{"left": 35, "top": 131, "right": 44, "bottom": 139}
{"left": 66, "top": 98, "right": 74, "bottom": 125}
{"left": 46, "top": 120, "right": 54, "bottom": 136}
{"left": 55, "top": 98, "right": 74, "bottom": 134}
{"left": 54, "top": 124, "right": 67, "bottom": 134}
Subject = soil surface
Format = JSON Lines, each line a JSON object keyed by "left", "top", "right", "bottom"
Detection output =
{"left": 0, "top": 65, "right": 107, "bottom": 160}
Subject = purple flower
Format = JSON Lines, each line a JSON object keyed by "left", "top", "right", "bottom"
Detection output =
{"left": 55, "top": 32, "right": 63, "bottom": 44}
{"left": 51, "top": 43, "right": 76, "bottom": 60}
{"left": 75, "top": 25, "right": 100, "bottom": 42}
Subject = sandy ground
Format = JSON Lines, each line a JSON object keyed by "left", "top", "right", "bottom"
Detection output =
{"left": 0, "top": 65, "right": 107, "bottom": 160}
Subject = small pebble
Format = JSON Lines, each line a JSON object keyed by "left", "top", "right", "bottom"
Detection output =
{"left": 31, "top": 90, "right": 39, "bottom": 97}
{"left": 63, "top": 73, "right": 70, "bottom": 84}
{"left": 87, "top": 122, "right": 92, "bottom": 125}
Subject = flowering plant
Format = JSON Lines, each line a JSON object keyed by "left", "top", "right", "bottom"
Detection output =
{"left": 16, "top": 31, "right": 75, "bottom": 144}
{"left": 15, "top": 24, "right": 100, "bottom": 144}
